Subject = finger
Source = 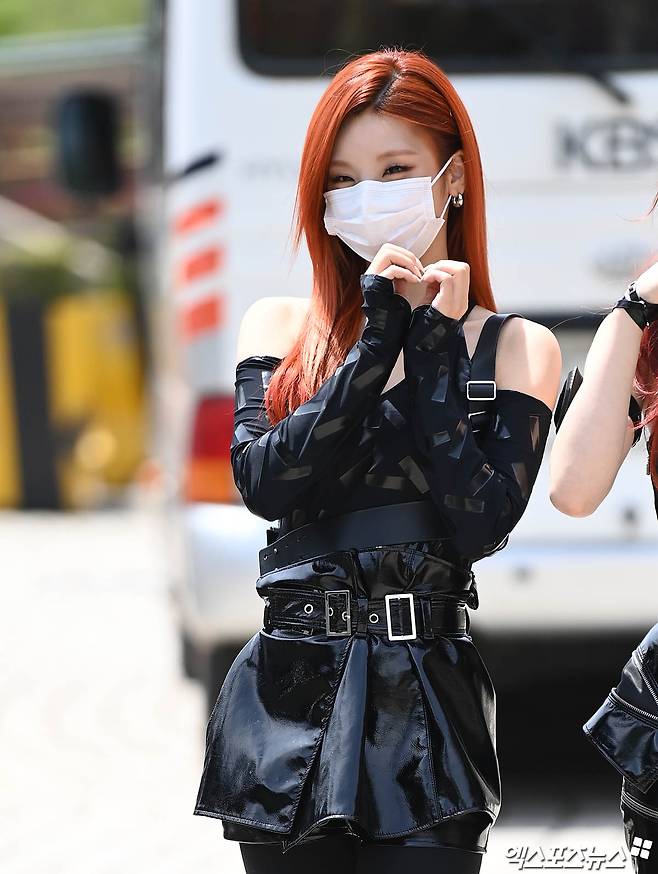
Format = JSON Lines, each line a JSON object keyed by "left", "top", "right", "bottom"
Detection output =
{"left": 422, "top": 269, "right": 453, "bottom": 284}
{"left": 383, "top": 243, "right": 424, "bottom": 272}
{"left": 386, "top": 251, "right": 423, "bottom": 279}
{"left": 382, "top": 265, "right": 422, "bottom": 283}
{"left": 429, "top": 260, "right": 470, "bottom": 274}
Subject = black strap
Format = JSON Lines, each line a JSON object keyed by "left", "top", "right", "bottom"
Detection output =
{"left": 263, "top": 587, "right": 469, "bottom": 638}
{"left": 467, "top": 311, "right": 523, "bottom": 429}
{"left": 460, "top": 300, "right": 478, "bottom": 323}
{"left": 465, "top": 311, "right": 523, "bottom": 558}
{"left": 259, "top": 499, "right": 466, "bottom": 577}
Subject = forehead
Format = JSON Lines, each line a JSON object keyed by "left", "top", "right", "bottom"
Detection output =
{"left": 330, "top": 110, "right": 432, "bottom": 166}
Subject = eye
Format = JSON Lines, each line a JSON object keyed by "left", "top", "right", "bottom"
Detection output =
{"left": 328, "top": 164, "right": 411, "bottom": 185}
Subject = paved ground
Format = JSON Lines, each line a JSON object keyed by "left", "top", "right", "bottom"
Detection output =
{"left": 0, "top": 500, "right": 242, "bottom": 874}
{"left": 0, "top": 500, "right": 635, "bottom": 873}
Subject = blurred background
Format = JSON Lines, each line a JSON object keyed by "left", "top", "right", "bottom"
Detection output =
{"left": 2, "top": 1, "right": 657, "bottom": 871}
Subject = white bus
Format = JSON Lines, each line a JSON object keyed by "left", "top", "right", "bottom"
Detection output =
{"left": 144, "top": 0, "right": 658, "bottom": 710}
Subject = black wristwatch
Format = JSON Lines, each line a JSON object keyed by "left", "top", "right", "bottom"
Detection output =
{"left": 613, "top": 281, "right": 658, "bottom": 330}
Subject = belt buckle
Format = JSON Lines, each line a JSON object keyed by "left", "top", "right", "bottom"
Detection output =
{"left": 466, "top": 380, "right": 496, "bottom": 401}
{"left": 325, "top": 590, "right": 352, "bottom": 636}
{"left": 385, "top": 593, "right": 417, "bottom": 641}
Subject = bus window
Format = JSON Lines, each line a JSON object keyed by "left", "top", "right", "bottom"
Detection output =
{"left": 237, "top": 0, "right": 658, "bottom": 77}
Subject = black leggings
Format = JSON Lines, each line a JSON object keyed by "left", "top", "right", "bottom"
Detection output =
{"left": 239, "top": 834, "right": 484, "bottom": 874}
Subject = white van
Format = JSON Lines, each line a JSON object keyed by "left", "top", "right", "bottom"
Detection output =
{"left": 145, "top": 0, "right": 658, "bottom": 710}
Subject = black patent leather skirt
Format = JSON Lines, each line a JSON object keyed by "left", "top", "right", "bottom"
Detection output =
{"left": 193, "top": 542, "right": 500, "bottom": 855}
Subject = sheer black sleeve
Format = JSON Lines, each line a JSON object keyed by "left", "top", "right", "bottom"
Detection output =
{"left": 403, "top": 303, "right": 553, "bottom": 562}
{"left": 230, "top": 274, "right": 412, "bottom": 520}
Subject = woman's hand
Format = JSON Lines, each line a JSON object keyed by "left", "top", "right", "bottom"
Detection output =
{"left": 634, "top": 258, "right": 658, "bottom": 304}
{"left": 364, "top": 244, "right": 424, "bottom": 305}
{"left": 420, "top": 259, "right": 471, "bottom": 320}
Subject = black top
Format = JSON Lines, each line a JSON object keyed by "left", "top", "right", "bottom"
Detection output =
{"left": 230, "top": 275, "right": 553, "bottom": 565}
{"left": 194, "top": 274, "right": 554, "bottom": 853}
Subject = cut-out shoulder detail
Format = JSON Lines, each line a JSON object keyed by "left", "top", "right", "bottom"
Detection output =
{"left": 231, "top": 302, "right": 553, "bottom": 561}
{"left": 401, "top": 303, "right": 553, "bottom": 560}
{"left": 491, "top": 316, "right": 561, "bottom": 411}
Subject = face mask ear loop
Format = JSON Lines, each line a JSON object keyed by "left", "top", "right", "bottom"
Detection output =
{"left": 430, "top": 152, "right": 456, "bottom": 187}
{"left": 439, "top": 192, "right": 452, "bottom": 221}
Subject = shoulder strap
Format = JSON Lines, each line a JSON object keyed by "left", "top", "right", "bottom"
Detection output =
{"left": 467, "top": 312, "right": 523, "bottom": 424}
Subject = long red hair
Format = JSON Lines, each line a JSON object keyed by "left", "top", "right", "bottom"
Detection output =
{"left": 634, "top": 188, "right": 658, "bottom": 489}
{"left": 265, "top": 47, "right": 496, "bottom": 425}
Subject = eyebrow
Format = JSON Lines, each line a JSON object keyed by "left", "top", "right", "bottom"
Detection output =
{"left": 330, "top": 148, "right": 418, "bottom": 168}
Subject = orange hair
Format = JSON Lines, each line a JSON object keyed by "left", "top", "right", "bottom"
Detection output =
{"left": 266, "top": 47, "right": 496, "bottom": 425}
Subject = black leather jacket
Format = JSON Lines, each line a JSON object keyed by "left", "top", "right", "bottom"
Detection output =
{"left": 579, "top": 407, "right": 658, "bottom": 870}
{"left": 583, "top": 622, "right": 658, "bottom": 796}
{"left": 582, "top": 431, "right": 658, "bottom": 800}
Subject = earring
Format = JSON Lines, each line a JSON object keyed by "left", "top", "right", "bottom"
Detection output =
{"left": 452, "top": 192, "right": 464, "bottom": 208}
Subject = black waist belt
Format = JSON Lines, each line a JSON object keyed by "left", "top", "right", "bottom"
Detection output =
{"left": 264, "top": 587, "right": 469, "bottom": 640}
{"left": 259, "top": 499, "right": 460, "bottom": 576}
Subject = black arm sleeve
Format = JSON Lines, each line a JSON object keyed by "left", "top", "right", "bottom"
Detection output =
{"left": 403, "top": 303, "right": 553, "bottom": 562}
{"left": 230, "top": 274, "right": 412, "bottom": 520}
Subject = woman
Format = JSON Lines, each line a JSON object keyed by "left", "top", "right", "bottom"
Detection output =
{"left": 550, "top": 193, "right": 658, "bottom": 873}
{"left": 193, "top": 48, "right": 561, "bottom": 874}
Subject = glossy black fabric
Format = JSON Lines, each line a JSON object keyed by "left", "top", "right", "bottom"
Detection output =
{"left": 583, "top": 624, "right": 658, "bottom": 795}
{"left": 193, "top": 274, "right": 553, "bottom": 855}
{"left": 580, "top": 428, "right": 658, "bottom": 871}
{"left": 196, "top": 548, "right": 499, "bottom": 853}
{"left": 620, "top": 776, "right": 658, "bottom": 873}
{"left": 583, "top": 622, "right": 658, "bottom": 871}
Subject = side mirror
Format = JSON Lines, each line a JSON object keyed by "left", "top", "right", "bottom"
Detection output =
{"left": 53, "top": 90, "right": 121, "bottom": 197}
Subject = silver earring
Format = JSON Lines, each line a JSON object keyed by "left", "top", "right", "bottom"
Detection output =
{"left": 452, "top": 192, "right": 464, "bottom": 208}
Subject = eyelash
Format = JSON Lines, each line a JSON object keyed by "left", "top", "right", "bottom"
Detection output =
{"left": 330, "top": 164, "right": 410, "bottom": 184}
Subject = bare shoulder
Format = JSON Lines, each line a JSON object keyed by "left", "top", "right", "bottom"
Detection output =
{"left": 236, "top": 296, "right": 311, "bottom": 365}
{"left": 496, "top": 315, "right": 562, "bottom": 410}
{"left": 498, "top": 315, "right": 561, "bottom": 356}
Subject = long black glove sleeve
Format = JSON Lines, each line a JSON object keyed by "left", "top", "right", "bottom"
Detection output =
{"left": 230, "top": 274, "right": 412, "bottom": 520}
{"left": 403, "top": 303, "right": 553, "bottom": 562}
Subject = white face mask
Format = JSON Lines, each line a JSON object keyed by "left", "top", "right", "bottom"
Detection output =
{"left": 323, "top": 152, "right": 458, "bottom": 262}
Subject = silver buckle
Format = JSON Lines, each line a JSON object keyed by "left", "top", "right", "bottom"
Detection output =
{"left": 325, "top": 590, "right": 352, "bottom": 636}
{"left": 384, "top": 593, "right": 417, "bottom": 641}
{"left": 466, "top": 379, "right": 496, "bottom": 401}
